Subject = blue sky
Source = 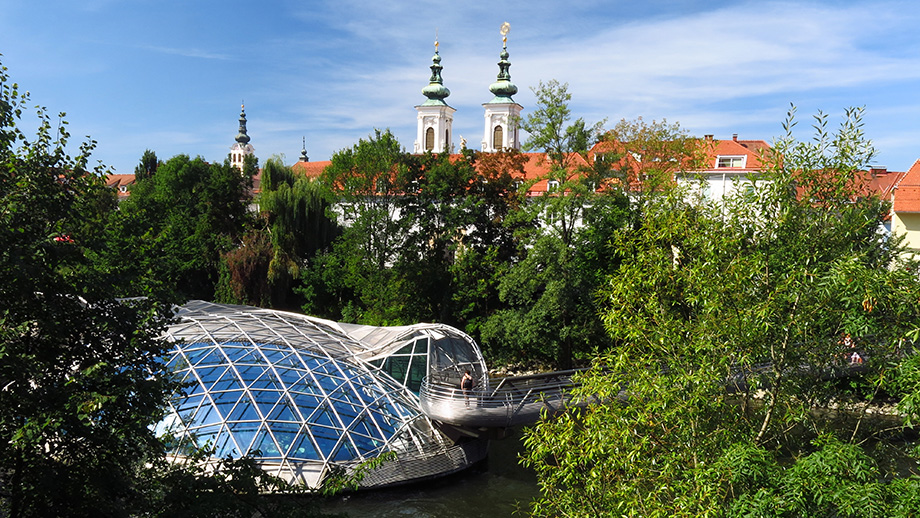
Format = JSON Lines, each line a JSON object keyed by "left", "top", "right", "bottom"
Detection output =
{"left": 2, "top": 0, "right": 920, "bottom": 174}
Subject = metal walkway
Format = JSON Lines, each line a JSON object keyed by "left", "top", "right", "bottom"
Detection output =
{"left": 419, "top": 369, "right": 591, "bottom": 428}
{"left": 419, "top": 355, "right": 872, "bottom": 430}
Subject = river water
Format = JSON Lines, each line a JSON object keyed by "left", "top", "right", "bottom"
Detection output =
{"left": 320, "top": 430, "right": 541, "bottom": 517}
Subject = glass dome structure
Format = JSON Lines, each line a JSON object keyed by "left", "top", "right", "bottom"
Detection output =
{"left": 157, "top": 301, "right": 488, "bottom": 489}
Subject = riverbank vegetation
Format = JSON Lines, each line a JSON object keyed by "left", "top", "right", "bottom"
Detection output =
{"left": 521, "top": 106, "right": 920, "bottom": 516}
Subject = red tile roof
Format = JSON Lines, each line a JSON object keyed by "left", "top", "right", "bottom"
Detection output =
{"left": 291, "top": 160, "right": 332, "bottom": 178}
{"left": 105, "top": 174, "right": 136, "bottom": 199}
{"left": 892, "top": 160, "right": 920, "bottom": 213}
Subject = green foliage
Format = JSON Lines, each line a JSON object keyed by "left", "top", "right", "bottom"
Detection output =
{"left": 0, "top": 57, "right": 175, "bottom": 517}
{"left": 99, "top": 153, "right": 254, "bottom": 301}
{"left": 305, "top": 131, "right": 528, "bottom": 331}
{"left": 484, "top": 83, "right": 663, "bottom": 369}
{"left": 521, "top": 79, "right": 604, "bottom": 172}
{"left": 521, "top": 106, "right": 920, "bottom": 515}
{"left": 217, "top": 158, "right": 337, "bottom": 308}
{"left": 0, "top": 58, "right": 339, "bottom": 517}
{"left": 214, "top": 228, "right": 274, "bottom": 307}
{"left": 305, "top": 129, "right": 412, "bottom": 324}
{"left": 134, "top": 148, "right": 159, "bottom": 181}
{"left": 144, "top": 451, "right": 343, "bottom": 518}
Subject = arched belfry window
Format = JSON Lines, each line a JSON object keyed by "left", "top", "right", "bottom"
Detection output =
{"left": 493, "top": 125, "right": 503, "bottom": 151}
{"left": 425, "top": 127, "right": 435, "bottom": 151}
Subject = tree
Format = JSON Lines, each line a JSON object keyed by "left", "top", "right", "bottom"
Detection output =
{"left": 446, "top": 149, "right": 531, "bottom": 341}
{"left": 599, "top": 116, "right": 710, "bottom": 227}
{"left": 521, "top": 107, "right": 920, "bottom": 516}
{"left": 0, "top": 57, "right": 178, "bottom": 517}
{"left": 217, "top": 158, "right": 337, "bottom": 308}
{"left": 0, "top": 57, "right": 349, "bottom": 518}
{"left": 99, "top": 153, "right": 254, "bottom": 301}
{"left": 482, "top": 80, "right": 623, "bottom": 369}
{"left": 306, "top": 129, "right": 412, "bottom": 324}
{"left": 134, "top": 149, "right": 159, "bottom": 181}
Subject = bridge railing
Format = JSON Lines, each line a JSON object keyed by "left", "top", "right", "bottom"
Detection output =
{"left": 418, "top": 369, "right": 591, "bottom": 428}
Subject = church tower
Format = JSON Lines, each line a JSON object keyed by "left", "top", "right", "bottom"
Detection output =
{"left": 481, "top": 23, "right": 522, "bottom": 153}
{"left": 299, "top": 137, "right": 309, "bottom": 163}
{"left": 414, "top": 39, "right": 455, "bottom": 154}
{"left": 230, "top": 103, "right": 255, "bottom": 170}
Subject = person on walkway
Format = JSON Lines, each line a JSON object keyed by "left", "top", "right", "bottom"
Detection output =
{"left": 461, "top": 370, "right": 474, "bottom": 407}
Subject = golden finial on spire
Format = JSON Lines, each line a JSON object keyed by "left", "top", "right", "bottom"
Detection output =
{"left": 435, "top": 28, "right": 439, "bottom": 51}
{"left": 500, "top": 22, "right": 510, "bottom": 44}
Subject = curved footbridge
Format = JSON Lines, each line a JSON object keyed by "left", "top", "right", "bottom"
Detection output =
{"left": 419, "top": 369, "right": 593, "bottom": 432}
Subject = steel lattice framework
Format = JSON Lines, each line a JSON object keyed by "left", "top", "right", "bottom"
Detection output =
{"left": 156, "top": 301, "right": 481, "bottom": 489}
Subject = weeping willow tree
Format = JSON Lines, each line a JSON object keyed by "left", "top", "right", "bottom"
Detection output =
{"left": 217, "top": 158, "right": 337, "bottom": 308}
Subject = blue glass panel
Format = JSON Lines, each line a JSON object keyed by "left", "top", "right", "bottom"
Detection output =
{"left": 176, "top": 394, "right": 203, "bottom": 413}
{"left": 249, "top": 389, "right": 283, "bottom": 407}
{"left": 274, "top": 353, "right": 303, "bottom": 369}
{"left": 251, "top": 428, "right": 281, "bottom": 457}
{"left": 213, "top": 427, "right": 240, "bottom": 458}
{"left": 270, "top": 421, "right": 301, "bottom": 433}
{"left": 274, "top": 430, "right": 300, "bottom": 456}
{"left": 316, "top": 376, "right": 343, "bottom": 394}
{"left": 249, "top": 372, "right": 283, "bottom": 391}
{"left": 198, "top": 348, "right": 229, "bottom": 367}
{"left": 227, "top": 423, "right": 260, "bottom": 453}
{"left": 312, "top": 360, "right": 343, "bottom": 377}
{"left": 192, "top": 430, "right": 217, "bottom": 451}
{"left": 232, "top": 349, "right": 266, "bottom": 364}
{"left": 331, "top": 387, "right": 364, "bottom": 407}
{"left": 290, "top": 375, "right": 320, "bottom": 394}
{"left": 212, "top": 399, "right": 239, "bottom": 420}
{"left": 220, "top": 346, "right": 253, "bottom": 363}
{"left": 234, "top": 365, "right": 266, "bottom": 382}
{"left": 286, "top": 432, "right": 319, "bottom": 460}
{"left": 178, "top": 378, "right": 202, "bottom": 398}
{"left": 260, "top": 348, "right": 288, "bottom": 362}
{"left": 350, "top": 434, "right": 379, "bottom": 456}
{"left": 228, "top": 399, "right": 260, "bottom": 422}
{"left": 194, "top": 366, "right": 227, "bottom": 389}
{"left": 300, "top": 356, "right": 325, "bottom": 371}
{"left": 368, "top": 411, "right": 398, "bottom": 433}
{"left": 310, "top": 426, "right": 341, "bottom": 459}
{"left": 351, "top": 418, "right": 379, "bottom": 440}
{"left": 333, "top": 440, "right": 357, "bottom": 461}
{"left": 306, "top": 405, "right": 335, "bottom": 427}
{"left": 193, "top": 402, "right": 222, "bottom": 427}
{"left": 288, "top": 392, "right": 320, "bottom": 420}
{"left": 267, "top": 402, "right": 299, "bottom": 422}
{"left": 274, "top": 367, "right": 307, "bottom": 386}
{"left": 182, "top": 346, "right": 214, "bottom": 365}
{"left": 209, "top": 370, "right": 240, "bottom": 392}
{"left": 329, "top": 400, "right": 361, "bottom": 422}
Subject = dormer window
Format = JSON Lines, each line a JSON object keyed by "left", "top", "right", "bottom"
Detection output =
{"left": 717, "top": 156, "right": 746, "bottom": 168}
{"left": 547, "top": 180, "right": 560, "bottom": 192}
{"left": 119, "top": 185, "right": 128, "bottom": 193}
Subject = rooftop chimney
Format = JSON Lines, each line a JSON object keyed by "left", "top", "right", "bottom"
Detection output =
{"left": 732, "top": 134, "right": 738, "bottom": 141}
